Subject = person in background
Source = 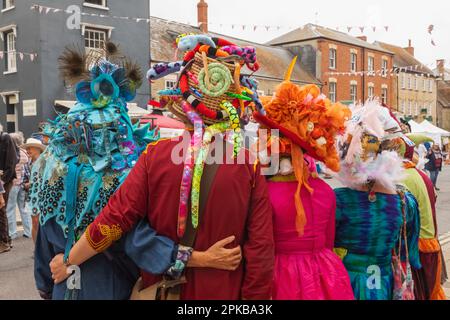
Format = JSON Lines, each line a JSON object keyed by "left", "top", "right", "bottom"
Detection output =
{"left": 425, "top": 143, "right": 443, "bottom": 190}
{"left": 6, "top": 132, "right": 32, "bottom": 240}
{"left": 0, "top": 171, "right": 5, "bottom": 210}
{"left": 22, "top": 138, "right": 46, "bottom": 243}
{"left": 334, "top": 102, "right": 421, "bottom": 300}
{"left": 0, "top": 122, "right": 19, "bottom": 254}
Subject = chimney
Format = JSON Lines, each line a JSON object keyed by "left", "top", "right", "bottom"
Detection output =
{"left": 357, "top": 36, "right": 367, "bottom": 42}
{"left": 404, "top": 39, "right": 414, "bottom": 56}
{"left": 437, "top": 59, "right": 445, "bottom": 76}
{"left": 197, "top": 0, "right": 208, "bottom": 33}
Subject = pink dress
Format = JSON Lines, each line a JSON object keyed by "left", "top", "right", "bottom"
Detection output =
{"left": 269, "top": 177, "right": 354, "bottom": 300}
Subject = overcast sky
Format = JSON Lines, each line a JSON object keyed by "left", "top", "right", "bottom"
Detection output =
{"left": 150, "top": 0, "right": 449, "bottom": 69}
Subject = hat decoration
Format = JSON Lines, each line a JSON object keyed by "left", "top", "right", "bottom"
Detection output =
{"left": 146, "top": 33, "right": 263, "bottom": 237}
{"left": 337, "top": 100, "right": 406, "bottom": 198}
{"left": 59, "top": 43, "right": 143, "bottom": 109}
{"left": 253, "top": 57, "right": 350, "bottom": 235}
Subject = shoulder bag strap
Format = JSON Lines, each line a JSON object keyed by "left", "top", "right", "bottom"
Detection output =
{"left": 180, "top": 161, "right": 220, "bottom": 247}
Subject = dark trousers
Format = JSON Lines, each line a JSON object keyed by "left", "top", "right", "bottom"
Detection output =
{"left": 0, "top": 182, "right": 12, "bottom": 245}
{"left": 429, "top": 170, "right": 439, "bottom": 187}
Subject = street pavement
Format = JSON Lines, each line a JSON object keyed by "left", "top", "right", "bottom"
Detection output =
{"left": 0, "top": 166, "right": 449, "bottom": 300}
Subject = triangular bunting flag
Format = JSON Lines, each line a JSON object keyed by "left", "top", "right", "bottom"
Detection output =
{"left": 359, "top": 27, "right": 365, "bottom": 33}
{"left": 372, "top": 26, "right": 376, "bottom": 32}
{"left": 45, "top": 7, "right": 51, "bottom": 14}
{"left": 30, "top": 54, "right": 35, "bottom": 62}
{"left": 53, "top": 9, "right": 61, "bottom": 13}
{"left": 431, "top": 39, "right": 436, "bottom": 46}
{"left": 384, "top": 26, "right": 389, "bottom": 32}
{"left": 39, "top": 6, "right": 43, "bottom": 13}
{"left": 265, "top": 26, "right": 270, "bottom": 31}
{"left": 347, "top": 27, "right": 352, "bottom": 32}
{"left": 19, "top": 53, "right": 24, "bottom": 61}
{"left": 254, "top": 25, "right": 257, "bottom": 31}
{"left": 0, "top": 52, "right": 3, "bottom": 60}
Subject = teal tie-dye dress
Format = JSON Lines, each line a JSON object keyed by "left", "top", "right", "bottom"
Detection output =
{"left": 334, "top": 188, "right": 421, "bottom": 300}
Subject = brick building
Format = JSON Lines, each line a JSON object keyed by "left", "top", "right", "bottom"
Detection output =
{"left": 377, "top": 41, "right": 438, "bottom": 124}
{"left": 267, "top": 24, "right": 394, "bottom": 105}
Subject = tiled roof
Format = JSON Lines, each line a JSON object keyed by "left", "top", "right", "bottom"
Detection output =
{"left": 267, "top": 24, "right": 392, "bottom": 54}
{"left": 150, "top": 17, "right": 320, "bottom": 85}
{"left": 376, "top": 42, "right": 434, "bottom": 75}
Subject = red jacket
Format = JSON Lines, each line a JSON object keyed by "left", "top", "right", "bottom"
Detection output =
{"left": 87, "top": 136, "right": 274, "bottom": 299}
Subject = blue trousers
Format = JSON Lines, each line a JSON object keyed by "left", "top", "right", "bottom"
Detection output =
{"left": 6, "top": 185, "right": 32, "bottom": 238}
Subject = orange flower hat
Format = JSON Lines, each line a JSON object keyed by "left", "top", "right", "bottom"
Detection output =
{"left": 253, "top": 57, "right": 351, "bottom": 235}
{"left": 253, "top": 57, "right": 351, "bottom": 172}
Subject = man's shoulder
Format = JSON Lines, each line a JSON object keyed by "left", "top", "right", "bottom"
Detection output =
{"left": 142, "top": 136, "right": 185, "bottom": 155}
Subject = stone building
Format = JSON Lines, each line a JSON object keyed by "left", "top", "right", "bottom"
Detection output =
{"left": 377, "top": 41, "right": 438, "bottom": 124}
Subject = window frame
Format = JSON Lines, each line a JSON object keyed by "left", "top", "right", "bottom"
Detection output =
{"left": 329, "top": 48, "right": 337, "bottom": 70}
{"left": 381, "top": 87, "right": 388, "bottom": 104}
{"left": 368, "top": 56, "right": 375, "bottom": 74}
{"left": 350, "top": 52, "right": 357, "bottom": 73}
{"left": 368, "top": 84, "right": 375, "bottom": 100}
{"left": 350, "top": 84, "right": 357, "bottom": 102}
{"left": 2, "top": 0, "right": 15, "bottom": 12}
{"left": 329, "top": 81, "right": 337, "bottom": 103}
{"left": 83, "top": 0, "right": 109, "bottom": 10}
{"left": 4, "top": 30, "right": 17, "bottom": 74}
{"left": 381, "top": 59, "right": 388, "bottom": 77}
{"left": 84, "top": 27, "right": 107, "bottom": 52}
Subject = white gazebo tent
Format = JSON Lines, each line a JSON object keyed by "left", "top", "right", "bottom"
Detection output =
{"left": 408, "top": 119, "right": 450, "bottom": 147}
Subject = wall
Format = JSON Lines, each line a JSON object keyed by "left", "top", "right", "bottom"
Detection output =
{"left": 0, "top": 0, "right": 42, "bottom": 136}
{"left": 397, "top": 72, "right": 437, "bottom": 124}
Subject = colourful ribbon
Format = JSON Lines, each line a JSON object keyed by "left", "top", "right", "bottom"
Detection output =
{"left": 191, "top": 122, "right": 230, "bottom": 229}
{"left": 220, "top": 101, "right": 242, "bottom": 158}
{"left": 177, "top": 102, "right": 204, "bottom": 238}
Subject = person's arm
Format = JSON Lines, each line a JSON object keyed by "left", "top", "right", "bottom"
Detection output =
{"left": 241, "top": 164, "right": 274, "bottom": 300}
{"left": 125, "top": 219, "right": 242, "bottom": 276}
{"left": 50, "top": 152, "right": 150, "bottom": 284}
{"left": 404, "top": 192, "right": 422, "bottom": 270}
{"left": 34, "top": 224, "right": 55, "bottom": 299}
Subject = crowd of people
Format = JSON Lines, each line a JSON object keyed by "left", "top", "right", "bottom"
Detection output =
{"left": 0, "top": 128, "right": 46, "bottom": 253}
{"left": 0, "top": 35, "right": 448, "bottom": 301}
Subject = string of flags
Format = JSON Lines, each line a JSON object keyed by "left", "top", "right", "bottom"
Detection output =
{"left": 29, "top": 4, "right": 439, "bottom": 49}
{"left": 334, "top": 26, "right": 390, "bottom": 33}
{"left": 0, "top": 51, "right": 38, "bottom": 62}
{"left": 30, "top": 5, "right": 395, "bottom": 34}
{"left": 326, "top": 63, "right": 438, "bottom": 78}
{"left": 30, "top": 4, "right": 151, "bottom": 23}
